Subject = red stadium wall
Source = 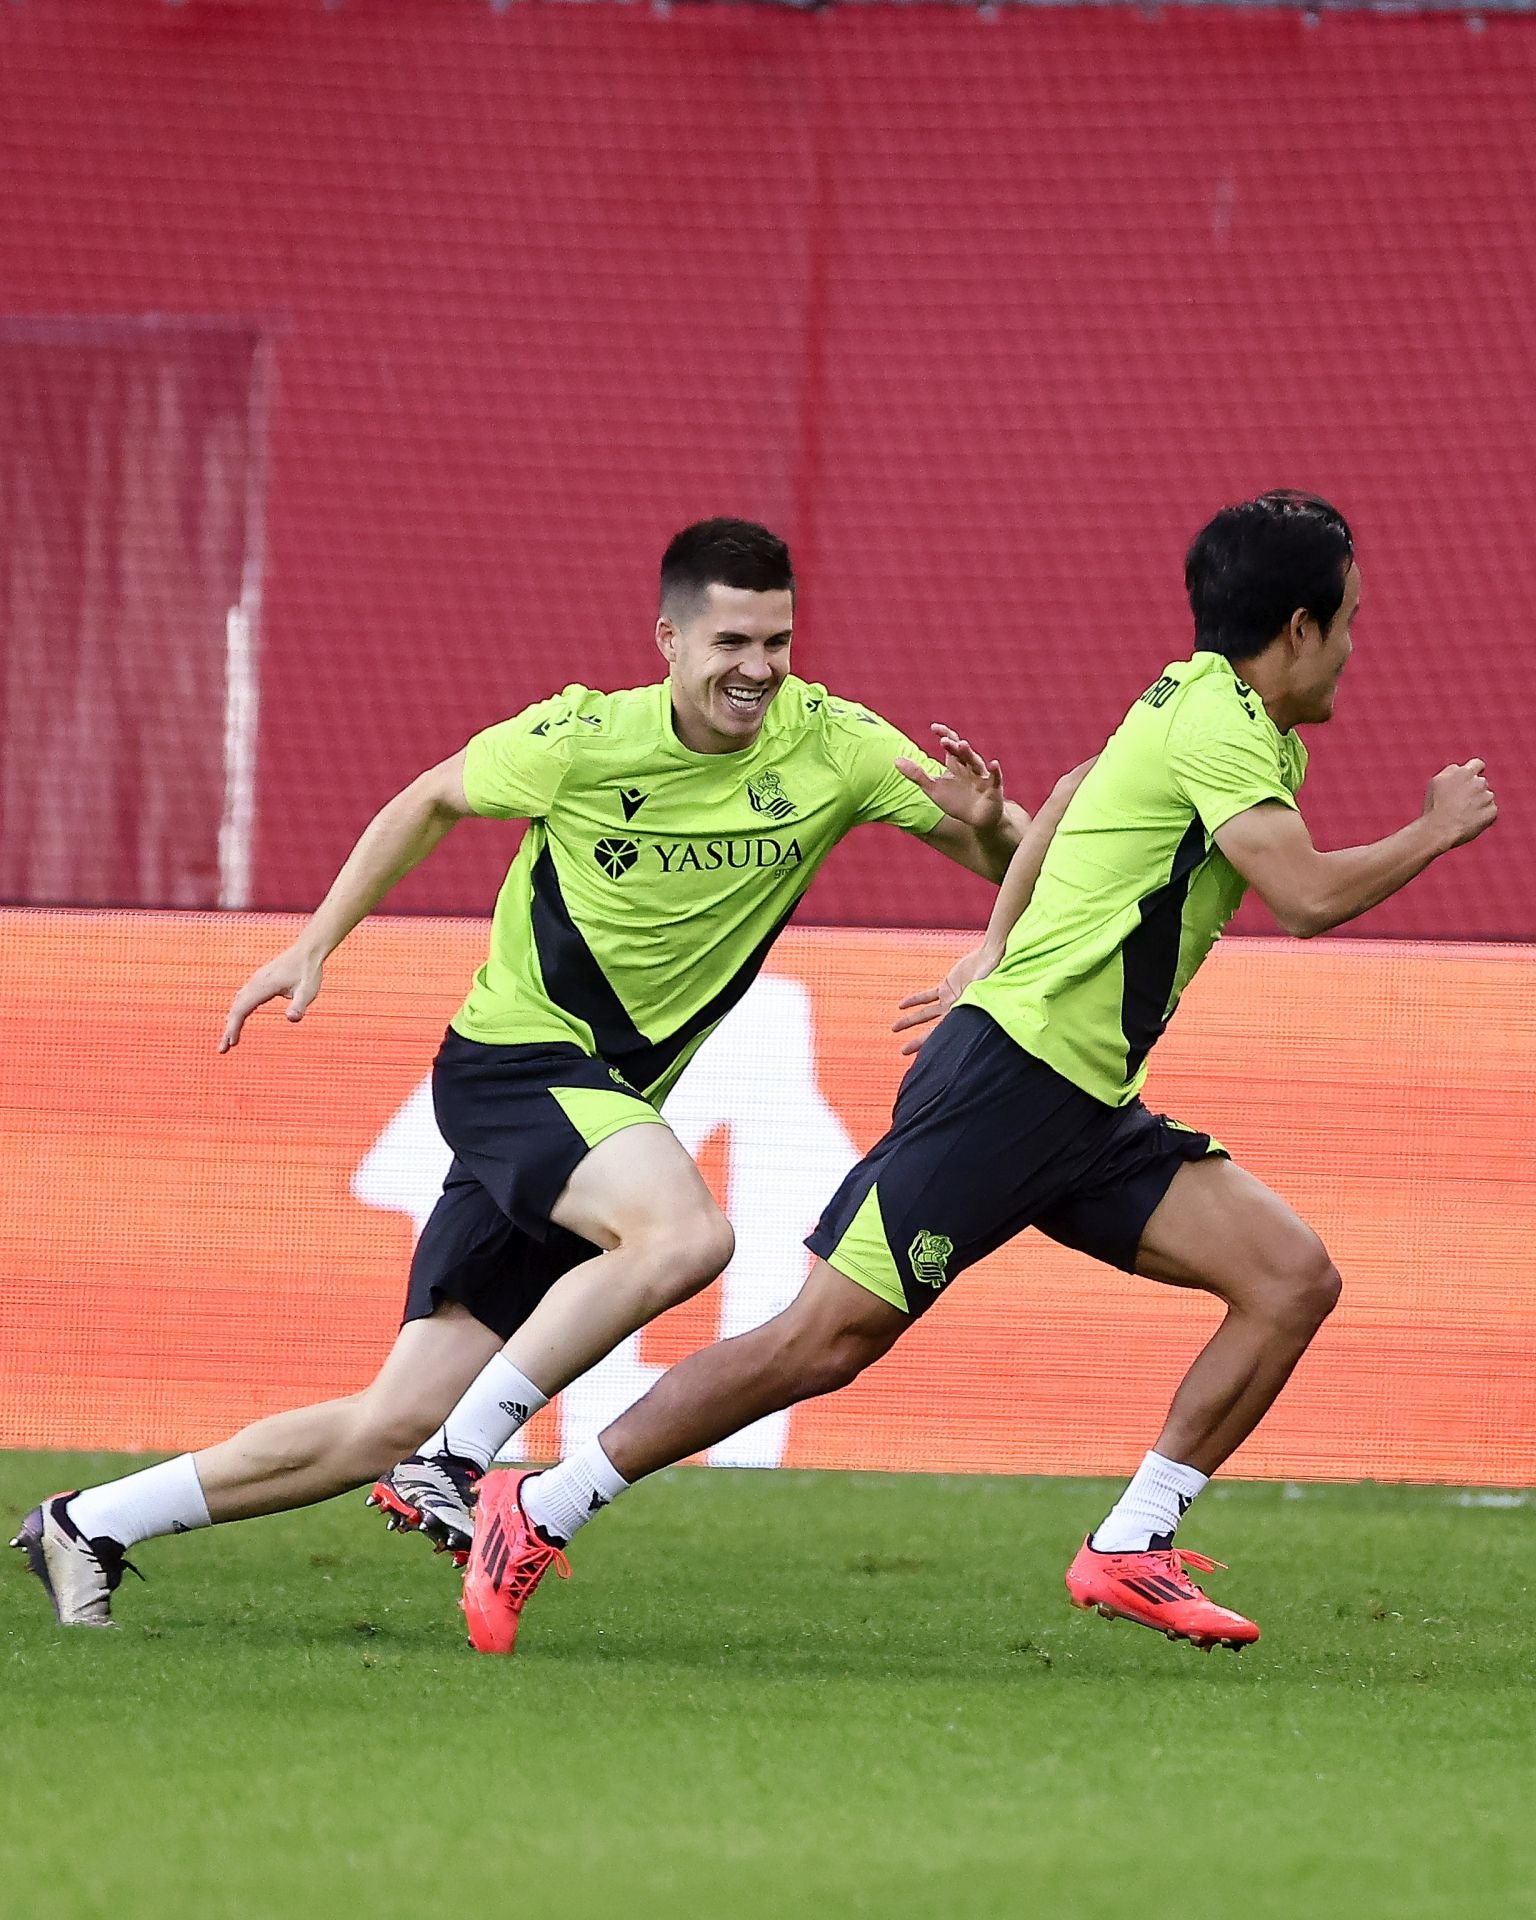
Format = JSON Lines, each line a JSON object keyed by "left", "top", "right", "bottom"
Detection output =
{"left": 2, "top": 0, "right": 1533, "bottom": 936}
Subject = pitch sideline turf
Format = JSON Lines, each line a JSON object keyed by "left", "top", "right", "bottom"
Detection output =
{"left": 2, "top": 1453, "right": 1533, "bottom": 1920}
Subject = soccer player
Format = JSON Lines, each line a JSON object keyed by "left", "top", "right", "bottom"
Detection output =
{"left": 457, "top": 491, "right": 1498, "bottom": 1656}
{"left": 14, "top": 517, "right": 1065, "bottom": 1628}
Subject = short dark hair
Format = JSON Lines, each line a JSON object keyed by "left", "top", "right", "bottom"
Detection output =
{"left": 659, "top": 518, "right": 794, "bottom": 618}
{"left": 1184, "top": 491, "right": 1355, "bottom": 663}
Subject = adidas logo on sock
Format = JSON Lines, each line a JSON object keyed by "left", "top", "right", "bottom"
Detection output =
{"left": 498, "top": 1401, "right": 531, "bottom": 1424}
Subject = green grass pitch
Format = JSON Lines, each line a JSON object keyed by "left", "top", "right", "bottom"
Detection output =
{"left": 3, "top": 1453, "right": 1534, "bottom": 1920}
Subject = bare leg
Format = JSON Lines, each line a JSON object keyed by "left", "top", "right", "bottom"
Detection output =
{"left": 599, "top": 1259, "right": 908, "bottom": 1483}
{"left": 497, "top": 1123, "right": 736, "bottom": 1392}
{"left": 194, "top": 1304, "right": 502, "bottom": 1521}
{"left": 1134, "top": 1157, "right": 1342, "bottom": 1477}
{"left": 558, "top": 1159, "right": 1335, "bottom": 1493}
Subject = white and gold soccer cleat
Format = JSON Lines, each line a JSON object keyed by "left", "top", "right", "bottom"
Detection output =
{"left": 365, "top": 1453, "right": 482, "bottom": 1566}
{"left": 11, "top": 1493, "right": 141, "bottom": 1628}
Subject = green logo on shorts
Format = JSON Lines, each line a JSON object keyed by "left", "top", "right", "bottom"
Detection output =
{"left": 608, "top": 1067, "right": 629, "bottom": 1089}
{"left": 908, "top": 1230, "right": 955, "bottom": 1290}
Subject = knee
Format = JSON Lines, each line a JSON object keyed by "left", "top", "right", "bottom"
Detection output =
{"left": 679, "top": 1209, "right": 735, "bottom": 1292}
{"left": 776, "top": 1318, "right": 895, "bottom": 1402}
{"left": 1258, "top": 1237, "right": 1342, "bottom": 1334}
{"left": 624, "top": 1206, "right": 734, "bottom": 1310}
{"left": 1301, "top": 1255, "right": 1344, "bottom": 1327}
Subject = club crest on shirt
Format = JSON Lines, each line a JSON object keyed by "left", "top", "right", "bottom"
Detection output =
{"left": 746, "top": 771, "right": 796, "bottom": 821}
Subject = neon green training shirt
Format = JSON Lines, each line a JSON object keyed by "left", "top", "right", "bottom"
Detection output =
{"left": 963, "top": 651, "right": 1307, "bottom": 1106}
{"left": 452, "top": 676, "right": 945, "bottom": 1101}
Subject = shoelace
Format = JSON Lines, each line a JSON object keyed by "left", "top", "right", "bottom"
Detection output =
{"left": 510, "top": 1484, "right": 572, "bottom": 1591}
{"left": 503, "top": 1527, "right": 571, "bottom": 1604}
{"left": 438, "top": 1455, "right": 484, "bottom": 1503}
{"left": 93, "top": 1541, "right": 145, "bottom": 1593}
{"left": 1151, "top": 1546, "right": 1226, "bottom": 1599}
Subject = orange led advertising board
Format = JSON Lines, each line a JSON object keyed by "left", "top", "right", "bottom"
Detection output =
{"left": 2, "top": 909, "right": 1533, "bottom": 1485}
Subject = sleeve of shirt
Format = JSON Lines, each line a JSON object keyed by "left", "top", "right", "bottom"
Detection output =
{"left": 1167, "top": 692, "right": 1300, "bottom": 837}
{"left": 834, "top": 703, "right": 947, "bottom": 835}
{"left": 461, "top": 690, "right": 582, "bottom": 820}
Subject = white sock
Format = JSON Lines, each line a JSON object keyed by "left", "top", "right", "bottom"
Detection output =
{"left": 66, "top": 1455, "right": 212, "bottom": 1550}
{"left": 520, "top": 1438, "right": 630, "bottom": 1546}
{"left": 1091, "top": 1450, "right": 1209, "bottom": 1553}
{"left": 419, "top": 1354, "right": 549, "bottom": 1472}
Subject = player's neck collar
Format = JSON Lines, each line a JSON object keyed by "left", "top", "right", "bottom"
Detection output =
{"left": 658, "top": 677, "right": 770, "bottom": 763}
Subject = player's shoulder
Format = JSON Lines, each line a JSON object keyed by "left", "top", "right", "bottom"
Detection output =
{"left": 547, "top": 681, "right": 644, "bottom": 729}
{"left": 562, "top": 680, "right": 670, "bottom": 737}
{"left": 1154, "top": 654, "right": 1302, "bottom": 789}
{"left": 1160, "top": 653, "right": 1265, "bottom": 742}
{"left": 490, "top": 681, "right": 661, "bottom": 742}
{"left": 769, "top": 677, "right": 897, "bottom": 745}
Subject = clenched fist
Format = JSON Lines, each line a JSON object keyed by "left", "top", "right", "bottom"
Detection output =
{"left": 1423, "top": 759, "right": 1498, "bottom": 853}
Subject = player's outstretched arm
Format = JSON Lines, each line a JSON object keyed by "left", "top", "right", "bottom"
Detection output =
{"left": 219, "top": 751, "right": 477, "bottom": 1051}
{"left": 893, "top": 756, "right": 1096, "bottom": 1053}
{"left": 899, "top": 723, "right": 1030, "bottom": 881}
{"left": 1214, "top": 759, "right": 1498, "bottom": 939}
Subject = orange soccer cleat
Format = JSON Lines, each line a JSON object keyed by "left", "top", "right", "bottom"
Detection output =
{"left": 460, "top": 1469, "right": 570, "bottom": 1655}
{"left": 1065, "top": 1536, "right": 1259, "bottom": 1651}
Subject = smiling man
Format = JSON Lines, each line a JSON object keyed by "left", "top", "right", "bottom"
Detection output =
{"left": 15, "top": 517, "right": 1067, "bottom": 1630}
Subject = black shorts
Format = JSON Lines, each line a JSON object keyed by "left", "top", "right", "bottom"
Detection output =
{"left": 403, "top": 1027, "right": 667, "bottom": 1341}
{"left": 805, "top": 1005, "right": 1223, "bottom": 1318}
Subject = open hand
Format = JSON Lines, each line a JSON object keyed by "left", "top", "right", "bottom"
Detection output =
{"left": 220, "top": 946, "right": 324, "bottom": 1052}
{"left": 892, "top": 944, "right": 1000, "bottom": 1056}
{"left": 895, "top": 723, "right": 1005, "bottom": 832}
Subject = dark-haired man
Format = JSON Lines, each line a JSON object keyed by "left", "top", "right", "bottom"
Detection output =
{"left": 15, "top": 518, "right": 1066, "bottom": 1629}
{"left": 465, "top": 492, "right": 1497, "bottom": 1656}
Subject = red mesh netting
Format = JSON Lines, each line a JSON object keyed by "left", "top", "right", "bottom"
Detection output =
{"left": 1, "top": 1, "right": 1531, "bottom": 934}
